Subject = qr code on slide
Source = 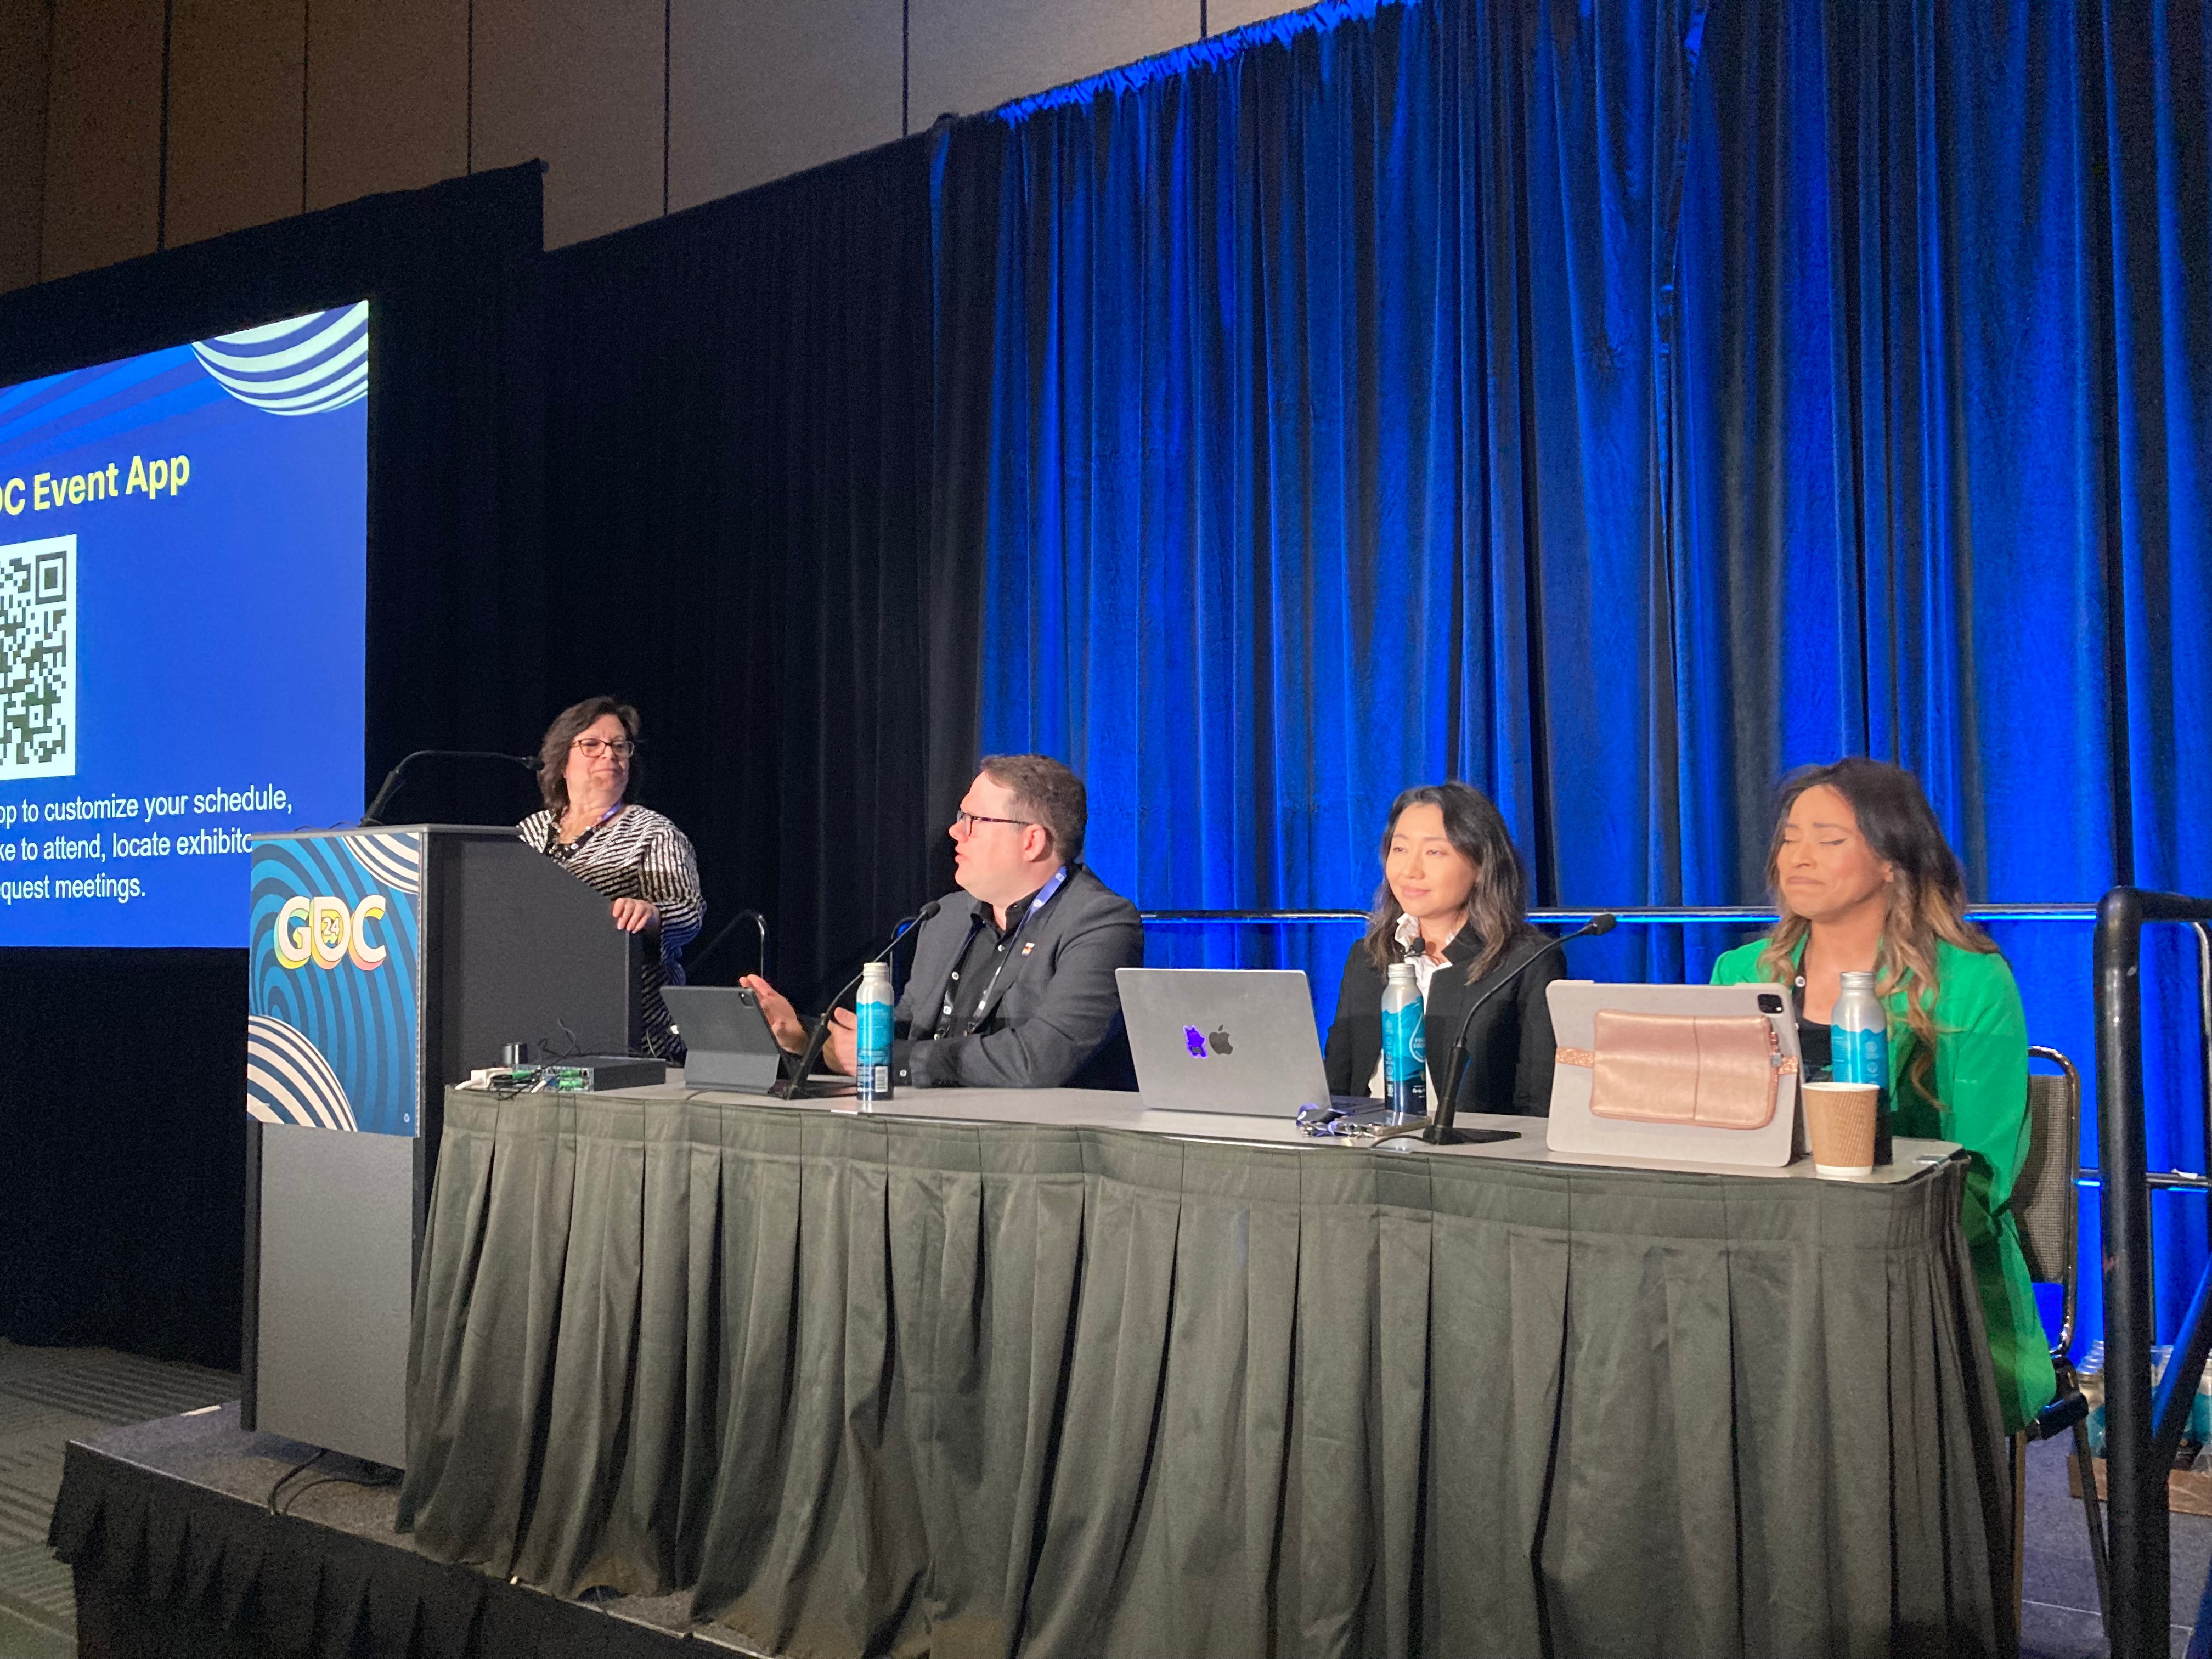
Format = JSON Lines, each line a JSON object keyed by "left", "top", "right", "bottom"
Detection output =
{"left": 0, "top": 535, "right": 77, "bottom": 780}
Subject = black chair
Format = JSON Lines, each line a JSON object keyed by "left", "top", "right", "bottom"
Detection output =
{"left": 2010, "top": 1045, "right": 2107, "bottom": 1629}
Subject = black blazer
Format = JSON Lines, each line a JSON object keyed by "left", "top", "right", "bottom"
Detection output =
{"left": 892, "top": 864, "right": 1144, "bottom": 1090}
{"left": 1323, "top": 924, "right": 1562, "bottom": 1116}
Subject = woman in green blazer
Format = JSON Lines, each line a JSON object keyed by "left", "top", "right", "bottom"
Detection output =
{"left": 1712, "top": 757, "right": 2056, "bottom": 1436}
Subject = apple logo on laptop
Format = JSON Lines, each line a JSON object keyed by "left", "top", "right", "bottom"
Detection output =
{"left": 1183, "top": 1025, "right": 1208, "bottom": 1058}
{"left": 1206, "top": 1027, "right": 1234, "bottom": 1056}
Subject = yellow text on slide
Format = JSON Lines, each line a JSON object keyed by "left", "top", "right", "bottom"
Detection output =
{"left": 0, "top": 454, "right": 192, "bottom": 515}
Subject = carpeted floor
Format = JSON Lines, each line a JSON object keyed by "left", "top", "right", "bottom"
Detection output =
{"left": 0, "top": 1339, "right": 239, "bottom": 1658}
{"left": 2019, "top": 1429, "right": 2212, "bottom": 1659}
{"left": 0, "top": 1336, "right": 2198, "bottom": 1658}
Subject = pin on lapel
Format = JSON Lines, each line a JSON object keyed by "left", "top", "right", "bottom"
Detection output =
{"left": 1021, "top": 941, "right": 1037, "bottom": 956}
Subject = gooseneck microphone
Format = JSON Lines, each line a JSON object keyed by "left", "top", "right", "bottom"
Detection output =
{"left": 362, "top": 750, "right": 539, "bottom": 825}
{"left": 1414, "top": 912, "right": 1618, "bottom": 1147}
{"left": 786, "top": 901, "right": 943, "bottom": 1097}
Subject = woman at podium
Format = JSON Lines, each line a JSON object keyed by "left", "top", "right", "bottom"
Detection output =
{"left": 518, "top": 696, "right": 703, "bottom": 1059}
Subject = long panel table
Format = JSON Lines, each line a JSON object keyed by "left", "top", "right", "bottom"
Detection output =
{"left": 398, "top": 1081, "right": 2012, "bottom": 1658}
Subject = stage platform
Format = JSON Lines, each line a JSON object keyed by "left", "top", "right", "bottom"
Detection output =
{"left": 35, "top": 1376, "right": 2212, "bottom": 1658}
{"left": 48, "top": 1403, "right": 745, "bottom": 1658}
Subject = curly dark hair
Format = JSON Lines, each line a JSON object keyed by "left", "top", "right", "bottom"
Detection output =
{"left": 536, "top": 696, "right": 641, "bottom": 812}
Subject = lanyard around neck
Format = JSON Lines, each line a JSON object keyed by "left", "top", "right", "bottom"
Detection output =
{"left": 550, "top": 799, "right": 622, "bottom": 853}
{"left": 937, "top": 865, "right": 1071, "bottom": 1036}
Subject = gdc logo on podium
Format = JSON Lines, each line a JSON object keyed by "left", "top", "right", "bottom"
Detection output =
{"left": 273, "top": 894, "right": 390, "bottom": 970}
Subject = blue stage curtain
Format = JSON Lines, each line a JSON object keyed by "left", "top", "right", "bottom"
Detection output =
{"left": 1671, "top": 0, "right": 2212, "bottom": 1350}
{"left": 929, "top": 0, "right": 2212, "bottom": 1344}
{"left": 932, "top": 0, "right": 1711, "bottom": 999}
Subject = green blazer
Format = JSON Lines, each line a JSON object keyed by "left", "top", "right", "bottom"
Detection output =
{"left": 1713, "top": 936, "right": 2058, "bottom": 1435}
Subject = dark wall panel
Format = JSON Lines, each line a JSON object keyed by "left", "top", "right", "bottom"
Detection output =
{"left": 306, "top": 0, "right": 469, "bottom": 212}
{"left": 164, "top": 0, "right": 305, "bottom": 246}
{"left": 0, "top": 0, "right": 51, "bottom": 292}
{"left": 41, "top": 0, "right": 165, "bottom": 279}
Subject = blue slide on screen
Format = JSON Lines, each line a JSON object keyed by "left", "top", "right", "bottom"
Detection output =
{"left": 0, "top": 304, "right": 368, "bottom": 947}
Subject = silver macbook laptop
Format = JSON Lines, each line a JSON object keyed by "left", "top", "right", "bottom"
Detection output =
{"left": 1116, "top": 967, "right": 1335, "bottom": 1116}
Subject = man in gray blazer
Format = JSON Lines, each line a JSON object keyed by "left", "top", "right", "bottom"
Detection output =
{"left": 746, "top": 755, "right": 1144, "bottom": 1090}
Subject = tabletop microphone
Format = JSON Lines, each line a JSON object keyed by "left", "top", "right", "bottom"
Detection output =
{"left": 1415, "top": 912, "right": 1618, "bottom": 1147}
{"left": 362, "top": 750, "right": 538, "bottom": 825}
{"left": 787, "top": 901, "right": 943, "bottom": 1096}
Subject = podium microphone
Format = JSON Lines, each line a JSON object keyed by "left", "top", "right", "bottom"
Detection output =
{"left": 363, "top": 750, "right": 538, "bottom": 825}
{"left": 1412, "top": 912, "right": 1618, "bottom": 1147}
{"left": 691, "top": 908, "right": 769, "bottom": 980}
{"left": 786, "top": 901, "right": 943, "bottom": 1097}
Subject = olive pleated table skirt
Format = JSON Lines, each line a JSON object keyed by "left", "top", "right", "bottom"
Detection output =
{"left": 398, "top": 1087, "right": 2011, "bottom": 1659}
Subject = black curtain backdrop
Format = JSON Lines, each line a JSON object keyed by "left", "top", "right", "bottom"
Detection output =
{"left": 535, "top": 135, "right": 945, "bottom": 1007}
{"left": 0, "top": 135, "right": 950, "bottom": 1365}
{"left": 0, "top": 166, "right": 544, "bottom": 1367}
{"left": 8, "top": 0, "right": 2208, "bottom": 1375}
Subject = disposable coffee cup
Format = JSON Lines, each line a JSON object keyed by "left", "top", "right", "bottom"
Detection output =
{"left": 1803, "top": 1081, "right": 1879, "bottom": 1176}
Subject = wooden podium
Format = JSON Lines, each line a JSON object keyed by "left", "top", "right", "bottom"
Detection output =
{"left": 241, "top": 826, "right": 640, "bottom": 1466}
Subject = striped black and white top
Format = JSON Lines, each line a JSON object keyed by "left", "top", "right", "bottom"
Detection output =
{"left": 517, "top": 803, "right": 704, "bottom": 1060}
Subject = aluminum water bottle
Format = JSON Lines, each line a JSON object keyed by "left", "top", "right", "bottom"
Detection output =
{"left": 1831, "top": 969, "right": 1892, "bottom": 1166}
{"left": 1381, "top": 962, "right": 1429, "bottom": 1124}
{"left": 855, "top": 961, "right": 894, "bottom": 1106}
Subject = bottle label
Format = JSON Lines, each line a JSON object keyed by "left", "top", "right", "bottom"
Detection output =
{"left": 856, "top": 998, "right": 893, "bottom": 1073}
{"left": 1832, "top": 1026, "right": 1888, "bottom": 1088}
{"left": 1381, "top": 1002, "right": 1426, "bottom": 1081}
{"left": 1382, "top": 1000, "right": 1427, "bottom": 1119}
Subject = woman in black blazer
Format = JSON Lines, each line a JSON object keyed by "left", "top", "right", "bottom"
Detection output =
{"left": 1323, "top": 782, "right": 1561, "bottom": 1117}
